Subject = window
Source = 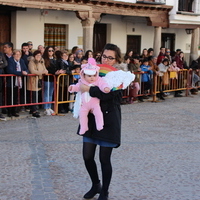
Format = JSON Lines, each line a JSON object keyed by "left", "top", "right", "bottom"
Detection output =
{"left": 44, "top": 24, "right": 66, "bottom": 50}
{"left": 178, "top": 0, "right": 194, "bottom": 12}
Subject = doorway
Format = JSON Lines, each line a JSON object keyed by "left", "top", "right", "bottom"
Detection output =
{"left": 161, "top": 33, "right": 175, "bottom": 53}
{"left": 0, "top": 12, "right": 11, "bottom": 51}
{"left": 93, "top": 23, "right": 107, "bottom": 53}
{"left": 127, "top": 35, "right": 141, "bottom": 56}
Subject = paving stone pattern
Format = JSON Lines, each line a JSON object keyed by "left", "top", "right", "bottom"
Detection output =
{"left": 0, "top": 94, "right": 200, "bottom": 200}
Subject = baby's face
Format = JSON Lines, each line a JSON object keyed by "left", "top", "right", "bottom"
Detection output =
{"left": 84, "top": 74, "right": 97, "bottom": 83}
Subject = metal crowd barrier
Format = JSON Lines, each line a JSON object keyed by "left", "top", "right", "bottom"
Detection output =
{"left": 1, "top": 69, "right": 197, "bottom": 116}
{"left": 0, "top": 74, "right": 57, "bottom": 111}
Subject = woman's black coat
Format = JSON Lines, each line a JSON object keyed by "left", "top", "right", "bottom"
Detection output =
{"left": 78, "top": 86, "right": 123, "bottom": 148}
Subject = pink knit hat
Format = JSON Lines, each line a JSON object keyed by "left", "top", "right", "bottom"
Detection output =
{"left": 81, "top": 58, "right": 100, "bottom": 75}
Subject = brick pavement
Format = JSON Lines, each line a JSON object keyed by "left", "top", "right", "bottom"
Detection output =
{"left": 0, "top": 94, "right": 200, "bottom": 200}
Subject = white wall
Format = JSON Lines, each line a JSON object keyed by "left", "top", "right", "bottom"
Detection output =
{"left": 13, "top": 8, "right": 83, "bottom": 50}
{"left": 11, "top": 7, "right": 196, "bottom": 57}
{"left": 101, "top": 15, "right": 155, "bottom": 54}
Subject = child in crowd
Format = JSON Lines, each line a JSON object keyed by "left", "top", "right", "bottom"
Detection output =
{"left": 68, "top": 58, "right": 111, "bottom": 135}
{"left": 73, "top": 65, "right": 81, "bottom": 83}
{"left": 139, "top": 59, "right": 153, "bottom": 101}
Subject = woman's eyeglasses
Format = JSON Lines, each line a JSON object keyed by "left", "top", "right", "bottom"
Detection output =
{"left": 48, "top": 50, "right": 54, "bottom": 52}
{"left": 102, "top": 54, "right": 115, "bottom": 61}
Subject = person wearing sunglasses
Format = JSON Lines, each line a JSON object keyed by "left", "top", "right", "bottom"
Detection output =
{"left": 27, "top": 41, "right": 33, "bottom": 53}
{"left": 42, "top": 46, "right": 64, "bottom": 116}
{"left": 165, "top": 48, "right": 172, "bottom": 64}
{"left": 78, "top": 43, "right": 123, "bottom": 200}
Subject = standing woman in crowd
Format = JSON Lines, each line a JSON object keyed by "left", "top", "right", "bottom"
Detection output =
{"left": 140, "top": 48, "right": 148, "bottom": 61}
{"left": 124, "top": 49, "right": 134, "bottom": 62}
{"left": 27, "top": 50, "right": 48, "bottom": 118}
{"left": 6, "top": 50, "right": 28, "bottom": 117}
{"left": 79, "top": 43, "right": 123, "bottom": 200}
{"left": 42, "top": 46, "right": 63, "bottom": 115}
{"left": 175, "top": 51, "right": 185, "bottom": 69}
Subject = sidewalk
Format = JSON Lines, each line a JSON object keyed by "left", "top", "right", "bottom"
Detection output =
{"left": 0, "top": 93, "right": 200, "bottom": 200}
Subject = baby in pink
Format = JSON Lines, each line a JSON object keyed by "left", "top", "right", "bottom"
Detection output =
{"left": 68, "top": 58, "right": 111, "bottom": 135}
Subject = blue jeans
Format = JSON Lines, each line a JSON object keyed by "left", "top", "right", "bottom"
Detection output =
{"left": 44, "top": 81, "right": 54, "bottom": 109}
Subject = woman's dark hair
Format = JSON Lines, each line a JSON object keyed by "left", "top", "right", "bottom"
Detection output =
{"left": 162, "top": 58, "right": 169, "bottom": 65}
{"left": 102, "top": 43, "right": 122, "bottom": 64}
{"left": 68, "top": 53, "right": 74, "bottom": 60}
{"left": 85, "top": 50, "right": 93, "bottom": 60}
{"left": 148, "top": 48, "right": 154, "bottom": 54}
{"left": 54, "top": 50, "right": 62, "bottom": 60}
{"left": 124, "top": 55, "right": 130, "bottom": 62}
{"left": 142, "top": 58, "right": 149, "bottom": 64}
{"left": 81, "top": 56, "right": 87, "bottom": 62}
{"left": 43, "top": 46, "right": 55, "bottom": 68}
{"left": 33, "top": 50, "right": 42, "bottom": 57}
{"left": 71, "top": 46, "right": 78, "bottom": 54}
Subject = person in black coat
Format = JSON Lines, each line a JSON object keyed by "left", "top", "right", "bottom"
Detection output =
{"left": 42, "top": 46, "right": 65, "bottom": 115}
{"left": 78, "top": 43, "right": 123, "bottom": 200}
{"left": 6, "top": 50, "right": 28, "bottom": 117}
{"left": 0, "top": 52, "right": 8, "bottom": 120}
{"left": 55, "top": 50, "right": 73, "bottom": 113}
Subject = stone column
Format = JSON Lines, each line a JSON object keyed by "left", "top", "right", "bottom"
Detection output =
{"left": 76, "top": 11, "right": 101, "bottom": 52}
{"left": 153, "top": 26, "right": 162, "bottom": 57}
{"left": 81, "top": 18, "right": 95, "bottom": 51}
{"left": 190, "top": 28, "right": 199, "bottom": 62}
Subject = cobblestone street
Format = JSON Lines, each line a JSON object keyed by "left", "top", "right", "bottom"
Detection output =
{"left": 1, "top": 94, "right": 200, "bottom": 200}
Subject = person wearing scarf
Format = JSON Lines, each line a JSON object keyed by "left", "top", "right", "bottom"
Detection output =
{"left": 6, "top": 50, "right": 28, "bottom": 117}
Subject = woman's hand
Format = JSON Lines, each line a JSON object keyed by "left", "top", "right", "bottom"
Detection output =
{"left": 80, "top": 84, "right": 90, "bottom": 93}
{"left": 74, "top": 61, "right": 80, "bottom": 65}
{"left": 43, "top": 69, "right": 48, "bottom": 75}
{"left": 59, "top": 69, "right": 66, "bottom": 74}
{"left": 22, "top": 71, "right": 28, "bottom": 75}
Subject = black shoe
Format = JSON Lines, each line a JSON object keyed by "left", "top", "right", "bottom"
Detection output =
{"left": 12, "top": 113, "right": 19, "bottom": 117}
{"left": 32, "top": 112, "right": 40, "bottom": 118}
{"left": 143, "top": 95, "right": 149, "bottom": 99}
{"left": 0, "top": 114, "right": 6, "bottom": 121}
{"left": 83, "top": 182, "right": 102, "bottom": 199}
{"left": 59, "top": 109, "right": 67, "bottom": 114}
{"left": 7, "top": 113, "right": 12, "bottom": 117}
{"left": 160, "top": 96, "right": 165, "bottom": 100}
{"left": 138, "top": 97, "right": 144, "bottom": 102}
{"left": 174, "top": 94, "right": 183, "bottom": 97}
{"left": 97, "top": 191, "right": 109, "bottom": 200}
{"left": 30, "top": 110, "right": 40, "bottom": 114}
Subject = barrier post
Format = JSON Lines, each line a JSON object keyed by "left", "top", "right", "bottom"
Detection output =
{"left": 53, "top": 74, "right": 58, "bottom": 115}
{"left": 152, "top": 73, "right": 157, "bottom": 102}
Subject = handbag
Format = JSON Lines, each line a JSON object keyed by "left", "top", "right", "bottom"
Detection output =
{"left": 38, "top": 78, "right": 42, "bottom": 88}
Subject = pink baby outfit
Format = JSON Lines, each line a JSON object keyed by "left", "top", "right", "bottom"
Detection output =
{"left": 68, "top": 58, "right": 110, "bottom": 135}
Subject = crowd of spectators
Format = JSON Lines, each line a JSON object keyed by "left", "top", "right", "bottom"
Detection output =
{"left": 124, "top": 47, "right": 200, "bottom": 103}
{"left": 0, "top": 42, "right": 200, "bottom": 121}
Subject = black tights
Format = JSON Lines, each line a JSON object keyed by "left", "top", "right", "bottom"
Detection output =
{"left": 83, "top": 142, "right": 113, "bottom": 192}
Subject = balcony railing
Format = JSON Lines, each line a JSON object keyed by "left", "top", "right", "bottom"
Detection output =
{"left": 137, "top": 0, "right": 166, "bottom": 4}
